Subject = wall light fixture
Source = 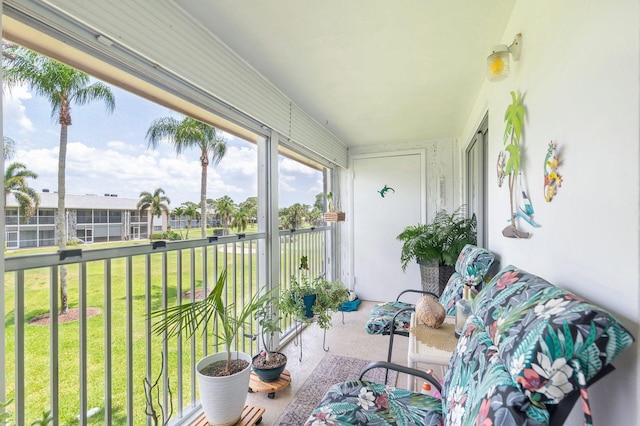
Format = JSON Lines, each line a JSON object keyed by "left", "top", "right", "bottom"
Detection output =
{"left": 487, "top": 33, "right": 522, "bottom": 82}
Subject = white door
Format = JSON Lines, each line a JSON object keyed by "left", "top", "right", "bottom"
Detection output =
{"left": 352, "top": 153, "right": 424, "bottom": 302}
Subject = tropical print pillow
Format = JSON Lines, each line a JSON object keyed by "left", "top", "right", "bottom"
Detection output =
{"left": 440, "top": 246, "right": 496, "bottom": 315}
{"left": 365, "top": 301, "right": 414, "bottom": 335}
{"left": 441, "top": 315, "right": 549, "bottom": 426}
{"left": 438, "top": 272, "right": 465, "bottom": 315}
{"left": 304, "top": 380, "right": 443, "bottom": 426}
{"left": 454, "top": 244, "right": 496, "bottom": 285}
{"left": 473, "top": 265, "right": 635, "bottom": 408}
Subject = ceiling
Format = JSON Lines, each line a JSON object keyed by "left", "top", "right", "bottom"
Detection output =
{"left": 172, "top": 1, "right": 516, "bottom": 147}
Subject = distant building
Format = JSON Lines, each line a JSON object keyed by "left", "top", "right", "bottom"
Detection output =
{"left": 4, "top": 191, "right": 168, "bottom": 249}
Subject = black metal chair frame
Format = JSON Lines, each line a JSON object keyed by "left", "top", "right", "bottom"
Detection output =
{"left": 382, "top": 289, "right": 439, "bottom": 363}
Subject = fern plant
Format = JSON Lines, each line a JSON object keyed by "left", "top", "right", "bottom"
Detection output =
{"left": 397, "top": 206, "right": 477, "bottom": 269}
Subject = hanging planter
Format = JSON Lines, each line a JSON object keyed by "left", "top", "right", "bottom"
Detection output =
{"left": 324, "top": 211, "right": 346, "bottom": 222}
{"left": 324, "top": 192, "right": 345, "bottom": 222}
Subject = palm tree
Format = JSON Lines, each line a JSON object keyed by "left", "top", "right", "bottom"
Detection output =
{"left": 3, "top": 45, "right": 116, "bottom": 314}
{"left": 206, "top": 198, "right": 216, "bottom": 227}
{"left": 308, "top": 207, "right": 323, "bottom": 227}
{"left": 182, "top": 201, "right": 200, "bottom": 239}
{"left": 137, "top": 188, "right": 171, "bottom": 239}
{"left": 231, "top": 208, "right": 249, "bottom": 233}
{"left": 503, "top": 91, "right": 525, "bottom": 233}
{"left": 287, "top": 203, "right": 309, "bottom": 229}
{"left": 278, "top": 206, "right": 292, "bottom": 229}
{"left": 4, "top": 162, "right": 40, "bottom": 222}
{"left": 239, "top": 196, "right": 258, "bottom": 224}
{"left": 3, "top": 136, "right": 16, "bottom": 160}
{"left": 171, "top": 205, "right": 186, "bottom": 234}
{"left": 146, "top": 116, "right": 226, "bottom": 239}
{"left": 214, "top": 196, "right": 235, "bottom": 235}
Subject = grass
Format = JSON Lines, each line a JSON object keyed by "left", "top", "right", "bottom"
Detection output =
{"left": 3, "top": 224, "right": 320, "bottom": 425}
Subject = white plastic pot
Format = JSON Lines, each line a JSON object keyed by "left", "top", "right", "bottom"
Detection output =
{"left": 197, "top": 351, "right": 251, "bottom": 426}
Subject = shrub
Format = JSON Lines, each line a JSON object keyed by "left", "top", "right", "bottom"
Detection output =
{"left": 163, "top": 230, "right": 182, "bottom": 240}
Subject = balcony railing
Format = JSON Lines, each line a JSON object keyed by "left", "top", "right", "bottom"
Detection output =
{"left": 3, "top": 226, "right": 329, "bottom": 425}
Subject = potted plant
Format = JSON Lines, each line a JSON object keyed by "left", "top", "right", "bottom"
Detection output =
{"left": 324, "top": 192, "right": 345, "bottom": 222}
{"left": 313, "top": 278, "right": 350, "bottom": 330}
{"left": 279, "top": 256, "right": 349, "bottom": 330}
{"left": 150, "top": 270, "right": 273, "bottom": 426}
{"left": 251, "top": 299, "right": 287, "bottom": 382}
{"left": 397, "top": 206, "right": 477, "bottom": 295}
{"left": 279, "top": 273, "right": 320, "bottom": 320}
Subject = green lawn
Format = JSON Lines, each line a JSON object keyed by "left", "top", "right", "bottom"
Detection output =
{"left": 4, "top": 225, "right": 319, "bottom": 425}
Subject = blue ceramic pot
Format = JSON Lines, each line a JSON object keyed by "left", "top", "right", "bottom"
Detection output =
{"left": 302, "top": 294, "right": 316, "bottom": 318}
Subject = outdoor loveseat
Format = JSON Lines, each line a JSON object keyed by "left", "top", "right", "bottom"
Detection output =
{"left": 306, "top": 265, "right": 635, "bottom": 425}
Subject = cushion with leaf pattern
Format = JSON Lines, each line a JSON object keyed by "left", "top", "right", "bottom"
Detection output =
{"left": 439, "top": 245, "right": 496, "bottom": 315}
{"left": 304, "top": 380, "right": 443, "bottom": 426}
{"left": 473, "top": 265, "right": 635, "bottom": 407}
{"left": 441, "top": 315, "right": 549, "bottom": 425}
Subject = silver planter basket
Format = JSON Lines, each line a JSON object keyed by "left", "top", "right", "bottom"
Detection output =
{"left": 419, "top": 260, "right": 455, "bottom": 296}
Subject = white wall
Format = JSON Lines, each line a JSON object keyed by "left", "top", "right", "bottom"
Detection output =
{"left": 460, "top": 1, "right": 639, "bottom": 424}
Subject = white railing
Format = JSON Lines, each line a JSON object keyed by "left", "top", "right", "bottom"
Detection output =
{"left": 3, "top": 226, "right": 329, "bottom": 425}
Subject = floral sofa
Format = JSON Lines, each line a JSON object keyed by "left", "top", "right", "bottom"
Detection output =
{"left": 305, "top": 265, "right": 635, "bottom": 426}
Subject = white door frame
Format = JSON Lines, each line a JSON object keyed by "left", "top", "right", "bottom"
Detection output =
{"left": 347, "top": 149, "right": 427, "bottom": 293}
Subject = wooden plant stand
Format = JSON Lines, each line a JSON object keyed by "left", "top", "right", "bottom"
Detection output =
{"left": 190, "top": 404, "right": 265, "bottom": 425}
{"left": 248, "top": 369, "right": 291, "bottom": 399}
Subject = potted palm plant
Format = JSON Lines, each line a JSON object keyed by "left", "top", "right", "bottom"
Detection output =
{"left": 397, "top": 206, "right": 477, "bottom": 295}
{"left": 150, "top": 270, "right": 273, "bottom": 426}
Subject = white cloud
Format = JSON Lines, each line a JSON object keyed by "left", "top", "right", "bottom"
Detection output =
{"left": 218, "top": 146, "right": 257, "bottom": 177}
{"left": 2, "top": 84, "right": 34, "bottom": 133}
{"left": 12, "top": 139, "right": 262, "bottom": 206}
{"left": 279, "top": 157, "right": 316, "bottom": 175}
{"left": 106, "top": 140, "right": 136, "bottom": 152}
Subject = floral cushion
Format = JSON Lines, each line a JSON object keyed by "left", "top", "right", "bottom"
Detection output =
{"left": 304, "top": 380, "right": 443, "bottom": 426}
{"left": 473, "top": 265, "right": 635, "bottom": 409}
{"left": 366, "top": 301, "right": 414, "bottom": 335}
{"left": 441, "top": 316, "right": 549, "bottom": 425}
{"left": 439, "top": 246, "right": 496, "bottom": 315}
{"left": 454, "top": 244, "right": 496, "bottom": 285}
{"left": 438, "top": 273, "right": 465, "bottom": 315}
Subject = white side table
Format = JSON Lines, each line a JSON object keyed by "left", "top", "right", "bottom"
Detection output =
{"left": 407, "top": 313, "right": 457, "bottom": 391}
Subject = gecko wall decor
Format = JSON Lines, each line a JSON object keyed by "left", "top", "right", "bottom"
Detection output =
{"left": 377, "top": 185, "right": 395, "bottom": 198}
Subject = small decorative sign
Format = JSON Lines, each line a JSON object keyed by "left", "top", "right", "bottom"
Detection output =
{"left": 544, "top": 141, "right": 563, "bottom": 202}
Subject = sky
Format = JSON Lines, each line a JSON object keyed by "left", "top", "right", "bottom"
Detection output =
{"left": 2, "top": 81, "right": 324, "bottom": 208}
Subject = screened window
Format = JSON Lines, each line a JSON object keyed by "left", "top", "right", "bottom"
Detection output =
{"left": 5, "top": 210, "right": 19, "bottom": 225}
{"left": 108, "top": 210, "right": 122, "bottom": 223}
{"left": 38, "top": 210, "right": 55, "bottom": 224}
{"left": 94, "top": 211, "right": 108, "bottom": 224}
{"left": 77, "top": 210, "right": 93, "bottom": 224}
{"left": 277, "top": 146, "right": 327, "bottom": 230}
